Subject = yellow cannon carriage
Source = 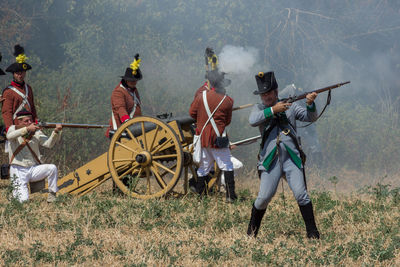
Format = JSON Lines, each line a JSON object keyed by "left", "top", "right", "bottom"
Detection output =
{"left": 53, "top": 116, "right": 221, "bottom": 199}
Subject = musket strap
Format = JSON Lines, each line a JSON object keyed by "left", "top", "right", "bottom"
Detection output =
{"left": 8, "top": 85, "right": 31, "bottom": 120}
{"left": 25, "top": 142, "right": 42, "bottom": 164}
{"left": 9, "top": 133, "right": 35, "bottom": 164}
{"left": 119, "top": 84, "right": 141, "bottom": 118}
{"left": 202, "top": 90, "right": 227, "bottom": 137}
{"left": 299, "top": 90, "right": 331, "bottom": 128}
{"left": 197, "top": 91, "right": 226, "bottom": 139}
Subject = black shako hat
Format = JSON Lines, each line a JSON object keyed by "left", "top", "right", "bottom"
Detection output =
{"left": 120, "top": 54, "right": 142, "bottom": 82}
{"left": 206, "top": 70, "right": 231, "bottom": 89}
{"left": 6, "top": 45, "right": 32, "bottom": 73}
{"left": 253, "top": 71, "right": 278, "bottom": 95}
{"left": 0, "top": 52, "right": 5, "bottom": 75}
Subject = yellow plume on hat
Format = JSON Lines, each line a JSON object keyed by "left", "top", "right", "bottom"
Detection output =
{"left": 14, "top": 44, "right": 28, "bottom": 63}
{"left": 16, "top": 54, "right": 28, "bottom": 63}
{"left": 208, "top": 54, "right": 218, "bottom": 71}
{"left": 130, "top": 54, "right": 141, "bottom": 75}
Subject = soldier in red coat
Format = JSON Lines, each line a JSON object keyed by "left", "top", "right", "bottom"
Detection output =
{"left": 107, "top": 54, "right": 143, "bottom": 138}
{"left": 107, "top": 54, "right": 143, "bottom": 192}
{"left": 0, "top": 52, "right": 5, "bottom": 76}
{"left": 1, "top": 45, "right": 37, "bottom": 132}
{"left": 189, "top": 70, "right": 238, "bottom": 202}
{"left": 0, "top": 52, "right": 6, "bottom": 138}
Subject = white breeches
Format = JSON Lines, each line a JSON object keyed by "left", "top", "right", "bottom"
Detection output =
{"left": 197, "top": 147, "right": 234, "bottom": 177}
{"left": 10, "top": 164, "right": 59, "bottom": 202}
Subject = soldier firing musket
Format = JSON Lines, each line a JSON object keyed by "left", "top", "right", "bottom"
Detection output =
{"left": 247, "top": 71, "right": 324, "bottom": 239}
{"left": 231, "top": 81, "right": 350, "bottom": 112}
{"left": 6, "top": 109, "right": 62, "bottom": 202}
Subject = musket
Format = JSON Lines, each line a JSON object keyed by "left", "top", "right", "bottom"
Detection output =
{"left": 281, "top": 81, "right": 350, "bottom": 103}
{"left": 233, "top": 103, "right": 254, "bottom": 111}
{"left": 37, "top": 122, "right": 109, "bottom": 129}
{"left": 230, "top": 135, "right": 261, "bottom": 146}
{"left": 231, "top": 81, "right": 350, "bottom": 112}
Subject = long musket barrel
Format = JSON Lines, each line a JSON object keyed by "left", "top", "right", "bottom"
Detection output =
{"left": 231, "top": 81, "right": 350, "bottom": 111}
{"left": 230, "top": 135, "right": 261, "bottom": 146}
{"left": 282, "top": 81, "right": 350, "bottom": 103}
{"left": 38, "top": 122, "right": 109, "bottom": 129}
{"left": 232, "top": 103, "right": 254, "bottom": 111}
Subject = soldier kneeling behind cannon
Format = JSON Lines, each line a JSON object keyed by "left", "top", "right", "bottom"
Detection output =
{"left": 6, "top": 109, "right": 62, "bottom": 203}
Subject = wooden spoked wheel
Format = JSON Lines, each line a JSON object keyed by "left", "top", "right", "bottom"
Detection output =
{"left": 107, "top": 116, "right": 184, "bottom": 199}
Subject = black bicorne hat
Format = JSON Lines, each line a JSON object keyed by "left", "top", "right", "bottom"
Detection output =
{"left": 206, "top": 70, "right": 231, "bottom": 89}
{"left": 120, "top": 68, "right": 142, "bottom": 82}
{"left": 120, "top": 54, "right": 142, "bottom": 82}
{"left": 0, "top": 52, "right": 5, "bottom": 75}
{"left": 6, "top": 45, "right": 32, "bottom": 73}
{"left": 253, "top": 71, "right": 278, "bottom": 95}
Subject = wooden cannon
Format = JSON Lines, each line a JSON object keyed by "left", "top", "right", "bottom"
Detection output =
{"left": 54, "top": 115, "right": 221, "bottom": 199}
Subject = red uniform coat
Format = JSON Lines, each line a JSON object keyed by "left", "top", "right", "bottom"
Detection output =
{"left": 193, "top": 82, "right": 210, "bottom": 100}
{"left": 189, "top": 90, "right": 233, "bottom": 148}
{"left": 1, "top": 81, "right": 37, "bottom": 129}
{"left": 107, "top": 83, "right": 142, "bottom": 136}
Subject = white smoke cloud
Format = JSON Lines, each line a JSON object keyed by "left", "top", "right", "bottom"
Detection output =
{"left": 218, "top": 45, "right": 260, "bottom": 76}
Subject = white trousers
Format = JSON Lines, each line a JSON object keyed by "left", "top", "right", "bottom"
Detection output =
{"left": 10, "top": 164, "right": 59, "bottom": 202}
{"left": 197, "top": 147, "right": 233, "bottom": 177}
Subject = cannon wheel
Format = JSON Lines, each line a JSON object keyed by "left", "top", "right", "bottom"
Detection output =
{"left": 108, "top": 116, "right": 184, "bottom": 199}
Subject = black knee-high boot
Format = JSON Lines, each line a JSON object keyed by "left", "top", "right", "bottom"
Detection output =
{"left": 224, "top": 171, "right": 237, "bottom": 202}
{"left": 196, "top": 176, "right": 208, "bottom": 195}
{"left": 299, "top": 202, "right": 320, "bottom": 239}
{"left": 247, "top": 204, "right": 266, "bottom": 237}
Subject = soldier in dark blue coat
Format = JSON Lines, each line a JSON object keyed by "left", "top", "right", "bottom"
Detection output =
{"left": 247, "top": 71, "right": 320, "bottom": 239}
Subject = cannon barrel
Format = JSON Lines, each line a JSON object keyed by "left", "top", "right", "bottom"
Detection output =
{"left": 109, "top": 116, "right": 196, "bottom": 138}
{"left": 168, "top": 116, "right": 195, "bottom": 126}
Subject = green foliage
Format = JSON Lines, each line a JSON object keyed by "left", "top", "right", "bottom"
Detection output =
{"left": 198, "top": 245, "right": 226, "bottom": 261}
{"left": 29, "top": 240, "right": 53, "bottom": 263}
{"left": 251, "top": 248, "right": 272, "bottom": 263}
{"left": 359, "top": 181, "right": 400, "bottom": 203}
{"left": 1, "top": 249, "right": 27, "bottom": 266}
{"left": 318, "top": 103, "right": 400, "bottom": 173}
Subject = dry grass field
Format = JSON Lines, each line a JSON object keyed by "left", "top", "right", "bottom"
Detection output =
{"left": 0, "top": 170, "right": 399, "bottom": 266}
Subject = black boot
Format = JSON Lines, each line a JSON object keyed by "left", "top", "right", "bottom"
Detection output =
{"left": 224, "top": 171, "right": 237, "bottom": 202}
{"left": 195, "top": 176, "right": 208, "bottom": 196}
{"left": 247, "top": 204, "right": 266, "bottom": 237}
{"left": 189, "top": 178, "right": 196, "bottom": 193}
{"left": 299, "top": 202, "right": 320, "bottom": 239}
